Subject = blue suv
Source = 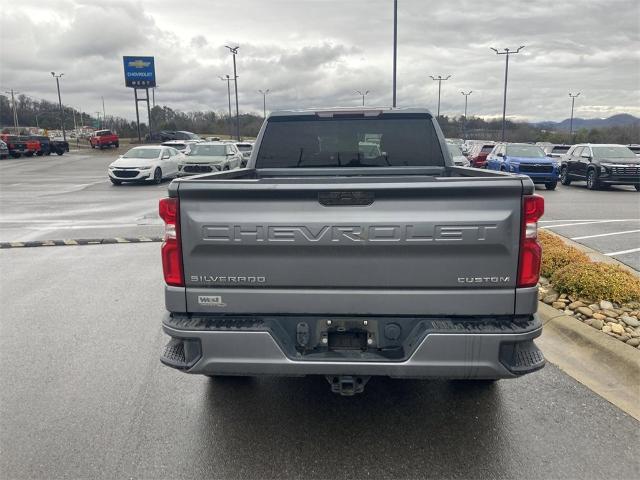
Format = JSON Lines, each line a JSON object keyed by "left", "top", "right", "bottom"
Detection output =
{"left": 486, "top": 143, "right": 559, "bottom": 190}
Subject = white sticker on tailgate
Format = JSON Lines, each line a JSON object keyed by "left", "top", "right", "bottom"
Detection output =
{"left": 198, "top": 295, "right": 227, "bottom": 307}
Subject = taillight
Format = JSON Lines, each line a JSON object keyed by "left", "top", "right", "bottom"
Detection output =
{"left": 159, "top": 197, "right": 184, "bottom": 287}
{"left": 517, "top": 194, "right": 544, "bottom": 288}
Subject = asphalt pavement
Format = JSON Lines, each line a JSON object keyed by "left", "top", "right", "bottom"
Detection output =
{"left": 535, "top": 183, "right": 640, "bottom": 270}
{"left": 1, "top": 244, "right": 638, "bottom": 479}
{"left": 0, "top": 149, "right": 165, "bottom": 242}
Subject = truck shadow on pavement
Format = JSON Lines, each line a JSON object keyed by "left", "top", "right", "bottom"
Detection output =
{"left": 196, "top": 376, "right": 509, "bottom": 478}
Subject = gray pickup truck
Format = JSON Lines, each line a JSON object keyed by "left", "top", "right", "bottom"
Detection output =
{"left": 158, "top": 108, "right": 546, "bottom": 395}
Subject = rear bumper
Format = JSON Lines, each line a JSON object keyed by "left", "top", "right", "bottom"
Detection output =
{"left": 161, "top": 314, "right": 544, "bottom": 379}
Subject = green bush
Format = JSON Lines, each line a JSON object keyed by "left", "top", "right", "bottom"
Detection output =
{"left": 540, "top": 242, "right": 590, "bottom": 279}
{"left": 551, "top": 262, "right": 640, "bottom": 304}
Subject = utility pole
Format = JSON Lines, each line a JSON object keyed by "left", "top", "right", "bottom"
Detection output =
{"left": 569, "top": 92, "right": 580, "bottom": 141}
{"left": 4, "top": 89, "right": 20, "bottom": 132}
{"left": 51, "top": 72, "right": 66, "bottom": 141}
{"left": 429, "top": 75, "right": 451, "bottom": 118}
{"left": 490, "top": 46, "right": 525, "bottom": 142}
{"left": 219, "top": 75, "right": 235, "bottom": 138}
{"left": 225, "top": 45, "right": 241, "bottom": 140}
{"left": 101, "top": 96, "right": 106, "bottom": 128}
{"left": 258, "top": 89, "right": 270, "bottom": 118}
{"left": 392, "top": 0, "right": 397, "bottom": 107}
{"left": 461, "top": 90, "right": 472, "bottom": 140}
{"left": 355, "top": 89, "right": 370, "bottom": 106}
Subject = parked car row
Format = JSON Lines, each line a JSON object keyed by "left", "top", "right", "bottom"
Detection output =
{"left": 0, "top": 133, "right": 69, "bottom": 158}
{"left": 457, "top": 140, "right": 640, "bottom": 191}
{"left": 107, "top": 140, "right": 252, "bottom": 185}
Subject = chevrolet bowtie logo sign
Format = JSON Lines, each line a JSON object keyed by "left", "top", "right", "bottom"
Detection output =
{"left": 123, "top": 56, "right": 156, "bottom": 88}
{"left": 128, "top": 59, "right": 151, "bottom": 68}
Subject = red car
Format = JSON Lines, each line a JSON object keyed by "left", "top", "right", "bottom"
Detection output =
{"left": 467, "top": 142, "right": 496, "bottom": 168}
{"left": 90, "top": 130, "right": 119, "bottom": 149}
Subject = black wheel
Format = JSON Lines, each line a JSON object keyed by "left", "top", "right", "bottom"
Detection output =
{"left": 114, "top": 142, "right": 119, "bottom": 148}
{"left": 152, "top": 168, "right": 162, "bottom": 184}
{"left": 56, "top": 150, "right": 64, "bottom": 155}
{"left": 36, "top": 151, "right": 43, "bottom": 156}
{"left": 545, "top": 180, "right": 558, "bottom": 190}
{"left": 110, "top": 178, "right": 122, "bottom": 185}
{"left": 634, "top": 184, "right": 640, "bottom": 192}
{"left": 560, "top": 167, "right": 571, "bottom": 185}
{"left": 586, "top": 169, "right": 599, "bottom": 190}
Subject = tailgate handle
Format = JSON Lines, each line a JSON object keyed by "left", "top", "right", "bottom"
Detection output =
{"left": 319, "top": 191, "right": 374, "bottom": 206}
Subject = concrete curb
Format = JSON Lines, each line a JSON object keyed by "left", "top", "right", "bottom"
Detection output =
{"left": 536, "top": 301, "right": 640, "bottom": 420}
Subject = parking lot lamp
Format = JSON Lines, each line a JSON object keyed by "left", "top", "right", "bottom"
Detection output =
{"left": 355, "top": 89, "right": 369, "bottom": 106}
{"left": 461, "top": 90, "right": 472, "bottom": 139}
{"left": 51, "top": 72, "right": 66, "bottom": 142}
{"left": 429, "top": 75, "right": 451, "bottom": 118}
{"left": 219, "top": 75, "right": 235, "bottom": 137}
{"left": 225, "top": 46, "right": 241, "bottom": 140}
{"left": 392, "top": 0, "right": 397, "bottom": 107}
{"left": 490, "top": 46, "right": 525, "bottom": 142}
{"left": 569, "top": 92, "right": 581, "bottom": 141}
{"left": 258, "top": 89, "right": 270, "bottom": 118}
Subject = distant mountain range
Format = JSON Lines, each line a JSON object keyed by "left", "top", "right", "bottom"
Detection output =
{"left": 535, "top": 114, "right": 639, "bottom": 131}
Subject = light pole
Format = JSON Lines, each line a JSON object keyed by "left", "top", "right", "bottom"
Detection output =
{"left": 258, "top": 89, "right": 270, "bottom": 118}
{"left": 490, "top": 46, "right": 525, "bottom": 142}
{"left": 355, "top": 89, "right": 370, "bottom": 106}
{"left": 569, "top": 92, "right": 580, "bottom": 141}
{"left": 225, "top": 45, "right": 241, "bottom": 140}
{"left": 461, "top": 90, "right": 472, "bottom": 140}
{"left": 4, "top": 89, "right": 20, "bottom": 132}
{"left": 219, "top": 75, "right": 235, "bottom": 138}
{"left": 95, "top": 112, "right": 102, "bottom": 129}
{"left": 429, "top": 75, "right": 451, "bottom": 118}
{"left": 392, "top": 0, "right": 397, "bottom": 107}
{"left": 51, "top": 72, "right": 66, "bottom": 141}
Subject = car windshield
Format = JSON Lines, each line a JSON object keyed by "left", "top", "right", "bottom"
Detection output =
{"left": 506, "top": 145, "right": 545, "bottom": 158}
{"left": 236, "top": 144, "right": 252, "bottom": 151}
{"left": 551, "top": 146, "right": 570, "bottom": 154}
{"left": 592, "top": 146, "right": 636, "bottom": 159}
{"left": 123, "top": 148, "right": 160, "bottom": 159}
{"left": 256, "top": 116, "right": 444, "bottom": 168}
{"left": 447, "top": 143, "right": 462, "bottom": 156}
{"left": 480, "top": 145, "right": 494, "bottom": 153}
{"left": 164, "top": 143, "right": 186, "bottom": 149}
{"left": 189, "top": 144, "right": 226, "bottom": 156}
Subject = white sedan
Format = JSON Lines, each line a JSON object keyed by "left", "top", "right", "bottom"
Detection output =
{"left": 108, "top": 146, "right": 183, "bottom": 185}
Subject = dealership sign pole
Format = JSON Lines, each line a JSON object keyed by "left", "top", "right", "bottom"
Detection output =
{"left": 123, "top": 56, "right": 156, "bottom": 142}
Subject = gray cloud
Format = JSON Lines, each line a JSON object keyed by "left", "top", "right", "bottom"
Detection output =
{"left": 1, "top": 0, "right": 638, "bottom": 122}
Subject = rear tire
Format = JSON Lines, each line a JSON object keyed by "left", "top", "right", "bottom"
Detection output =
{"left": 560, "top": 167, "right": 571, "bottom": 185}
{"left": 634, "top": 184, "right": 640, "bottom": 192}
{"left": 586, "top": 169, "right": 599, "bottom": 190}
{"left": 114, "top": 142, "right": 119, "bottom": 148}
{"left": 545, "top": 180, "right": 558, "bottom": 190}
{"left": 36, "top": 151, "right": 43, "bottom": 156}
{"left": 110, "top": 178, "right": 122, "bottom": 185}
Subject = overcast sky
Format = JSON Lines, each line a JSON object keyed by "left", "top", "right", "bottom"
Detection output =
{"left": 1, "top": 0, "right": 639, "bottom": 122}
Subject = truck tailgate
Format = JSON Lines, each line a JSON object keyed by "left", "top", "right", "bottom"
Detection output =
{"left": 177, "top": 176, "right": 526, "bottom": 316}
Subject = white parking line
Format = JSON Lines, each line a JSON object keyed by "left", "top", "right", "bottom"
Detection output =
{"left": 571, "top": 230, "right": 640, "bottom": 240}
{"left": 605, "top": 247, "right": 640, "bottom": 257}
{"left": 541, "top": 219, "right": 640, "bottom": 229}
